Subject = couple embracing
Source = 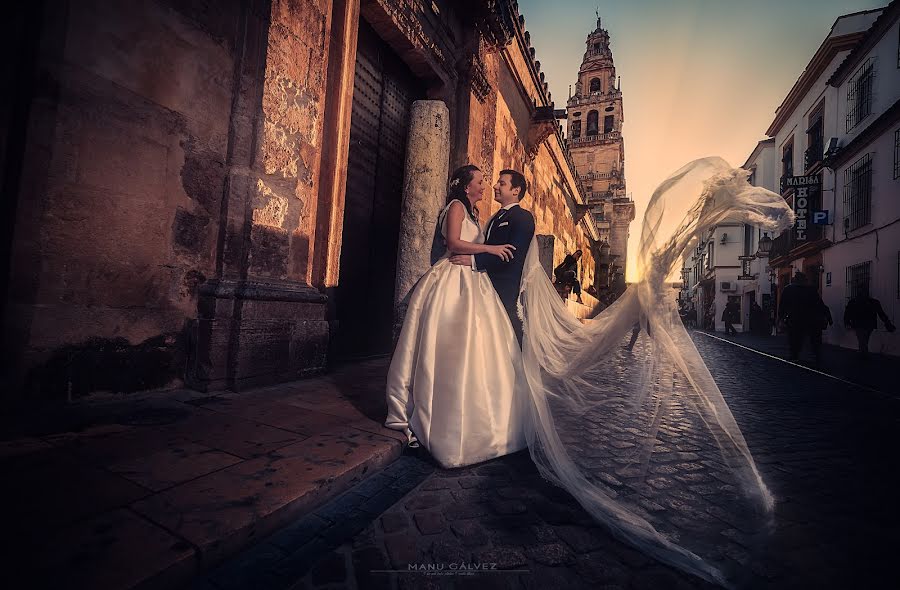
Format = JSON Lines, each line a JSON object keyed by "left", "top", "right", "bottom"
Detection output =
{"left": 385, "top": 164, "right": 536, "bottom": 468}
{"left": 382, "top": 157, "right": 798, "bottom": 585}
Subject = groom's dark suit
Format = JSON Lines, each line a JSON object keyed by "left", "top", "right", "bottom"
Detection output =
{"left": 474, "top": 203, "right": 535, "bottom": 346}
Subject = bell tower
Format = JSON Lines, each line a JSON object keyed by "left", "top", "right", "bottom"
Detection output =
{"left": 566, "top": 14, "right": 634, "bottom": 284}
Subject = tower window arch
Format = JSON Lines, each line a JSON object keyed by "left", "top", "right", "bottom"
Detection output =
{"left": 589, "top": 78, "right": 601, "bottom": 93}
{"left": 587, "top": 110, "right": 599, "bottom": 136}
{"left": 604, "top": 115, "right": 615, "bottom": 134}
{"left": 571, "top": 120, "right": 581, "bottom": 139}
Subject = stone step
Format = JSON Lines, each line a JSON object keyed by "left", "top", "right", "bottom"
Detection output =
{"left": 6, "top": 358, "right": 406, "bottom": 590}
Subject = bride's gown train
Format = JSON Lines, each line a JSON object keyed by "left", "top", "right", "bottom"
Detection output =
{"left": 385, "top": 200, "right": 529, "bottom": 468}
{"left": 517, "top": 157, "right": 795, "bottom": 586}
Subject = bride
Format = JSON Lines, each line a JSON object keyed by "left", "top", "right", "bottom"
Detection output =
{"left": 385, "top": 164, "right": 530, "bottom": 468}
{"left": 385, "top": 157, "right": 795, "bottom": 586}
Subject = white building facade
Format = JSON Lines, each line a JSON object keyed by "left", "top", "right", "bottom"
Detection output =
{"left": 762, "top": 8, "right": 896, "bottom": 351}
{"left": 822, "top": 4, "right": 900, "bottom": 355}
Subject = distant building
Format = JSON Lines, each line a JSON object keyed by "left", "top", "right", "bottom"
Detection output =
{"left": 565, "top": 15, "right": 635, "bottom": 291}
{"left": 680, "top": 139, "right": 781, "bottom": 333}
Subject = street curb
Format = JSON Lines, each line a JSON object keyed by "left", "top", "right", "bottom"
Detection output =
{"left": 193, "top": 454, "right": 435, "bottom": 589}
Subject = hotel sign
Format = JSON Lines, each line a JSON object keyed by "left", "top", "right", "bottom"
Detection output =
{"left": 783, "top": 175, "right": 821, "bottom": 242}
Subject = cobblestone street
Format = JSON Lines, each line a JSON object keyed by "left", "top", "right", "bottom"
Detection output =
{"left": 196, "top": 332, "right": 898, "bottom": 590}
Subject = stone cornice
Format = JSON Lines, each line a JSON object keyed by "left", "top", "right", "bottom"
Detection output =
{"left": 766, "top": 32, "right": 866, "bottom": 137}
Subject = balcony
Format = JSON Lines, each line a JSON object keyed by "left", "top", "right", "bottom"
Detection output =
{"left": 804, "top": 139, "right": 823, "bottom": 172}
{"left": 769, "top": 223, "right": 827, "bottom": 263}
{"left": 566, "top": 90, "right": 621, "bottom": 107}
{"left": 579, "top": 170, "right": 620, "bottom": 181}
{"left": 570, "top": 131, "right": 621, "bottom": 146}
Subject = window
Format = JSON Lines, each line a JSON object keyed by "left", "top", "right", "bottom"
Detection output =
{"left": 604, "top": 115, "right": 614, "bottom": 134}
{"left": 894, "top": 128, "right": 899, "bottom": 179}
{"left": 781, "top": 139, "right": 794, "bottom": 181}
{"left": 843, "top": 153, "right": 873, "bottom": 231}
{"left": 587, "top": 110, "right": 599, "bottom": 136}
{"left": 805, "top": 104, "right": 824, "bottom": 171}
{"left": 571, "top": 120, "right": 581, "bottom": 139}
{"left": 845, "top": 261, "right": 871, "bottom": 300}
{"left": 846, "top": 57, "right": 875, "bottom": 132}
{"left": 589, "top": 78, "right": 601, "bottom": 93}
{"left": 743, "top": 224, "right": 753, "bottom": 256}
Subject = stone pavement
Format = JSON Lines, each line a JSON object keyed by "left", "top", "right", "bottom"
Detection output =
{"left": 1, "top": 358, "right": 406, "bottom": 590}
{"left": 694, "top": 329, "right": 898, "bottom": 397}
{"left": 204, "top": 331, "right": 897, "bottom": 590}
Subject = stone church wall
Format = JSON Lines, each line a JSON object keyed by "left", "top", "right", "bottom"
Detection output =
{"left": 3, "top": 0, "right": 599, "bottom": 399}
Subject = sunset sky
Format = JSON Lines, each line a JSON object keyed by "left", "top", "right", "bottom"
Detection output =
{"left": 517, "top": 0, "right": 886, "bottom": 281}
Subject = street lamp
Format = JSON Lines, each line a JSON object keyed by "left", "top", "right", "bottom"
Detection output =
{"left": 756, "top": 233, "right": 772, "bottom": 257}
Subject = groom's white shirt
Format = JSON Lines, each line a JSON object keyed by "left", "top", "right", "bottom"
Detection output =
{"left": 486, "top": 202, "right": 519, "bottom": 240}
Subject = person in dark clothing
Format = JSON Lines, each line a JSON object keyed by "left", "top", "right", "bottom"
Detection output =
{"left": 554, "top": 250, "right": 584, "bottom": 304}
{"left": 777, "top": 272, "right": 831, "bottom": 364}
{"left": 749, "top": 300, "right": 768, "bottom": 337}
{"left": 844, "top": 287, "right": 896, "bottom": 358}
{"left": 722, "top": 300, "right": 739, "bottom": 335}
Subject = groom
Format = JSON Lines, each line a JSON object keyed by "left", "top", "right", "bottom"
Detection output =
{"left": 450, "top": 169, "right": 535, "bottom": 346}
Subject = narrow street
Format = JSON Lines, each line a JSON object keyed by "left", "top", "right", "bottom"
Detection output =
{"left": 198, "top": 333, "right": 899, "bottom": 590}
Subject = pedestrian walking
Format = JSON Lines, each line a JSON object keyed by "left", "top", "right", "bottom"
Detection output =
{"left": 777, "top": 271, "right": 831, "bottom": 365}
{"left": 722, "top": 300, "right": 739, "bottom": 335}
{"left": 843, "top": 286, "right": 896, "bottom": 358}
{"left": 749, "top": 300, "right": 768, "bottom": 337}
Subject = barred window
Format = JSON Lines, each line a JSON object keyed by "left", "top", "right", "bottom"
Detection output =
{"left": 894, "top": 128, "right": 899, "bottom": 179}
{"left": 805, "top": 104, "right": 824, "bottom": 171}
{"left": 846, "top": 58, "right": 875, "bottom": 132}
{"left": 846, "top": 261, "right": 871, "bottom": 300}
{"left": 843, "top": 153, "right": 873, "bottom": 231}
{"left": 781, "top": 139, "right": 794, "bottom": 180}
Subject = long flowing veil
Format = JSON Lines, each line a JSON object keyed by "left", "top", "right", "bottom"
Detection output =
{"left": 517, "top": 157, "right": 795, "bottom": 586}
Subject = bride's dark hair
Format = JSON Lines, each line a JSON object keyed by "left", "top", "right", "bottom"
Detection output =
{"left": 447, "top": 164, "right": 480, "bottom": 220}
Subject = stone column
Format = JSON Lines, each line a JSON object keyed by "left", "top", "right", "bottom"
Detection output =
{"left": 393, "top": 100, "right": 450, "bottom": 338}
{"left": 536, "top": 234, "right": 556, "bottom": 280}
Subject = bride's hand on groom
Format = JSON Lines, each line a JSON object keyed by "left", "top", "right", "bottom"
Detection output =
{"left": 486, "top": 244, "right": 516, "bottom": 262}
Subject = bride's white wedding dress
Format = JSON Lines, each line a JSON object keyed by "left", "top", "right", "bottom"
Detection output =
{"left": 385, "top": 200, "right": 529, "bottom": 468}
{"left": 386, "top": 158, "right": 796, "bottom": 587}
